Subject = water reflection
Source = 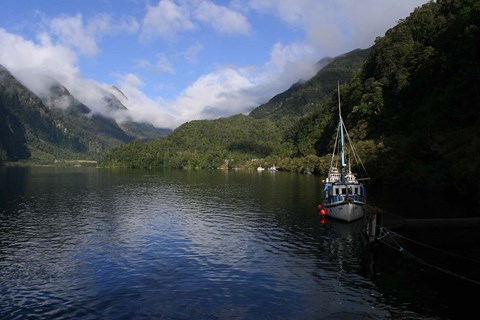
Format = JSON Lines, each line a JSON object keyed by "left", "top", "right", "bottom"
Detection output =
{"left": 0, "top": 167, "right": 465, "bottom": 319}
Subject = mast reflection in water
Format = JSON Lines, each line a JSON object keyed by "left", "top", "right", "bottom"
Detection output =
{"left": 0, "top": 167, "right": 477, "bottom": 319}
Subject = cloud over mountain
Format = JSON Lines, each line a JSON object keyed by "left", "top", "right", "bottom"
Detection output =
{"left": 0, "top": 0, "right": 428, "bottom": 129}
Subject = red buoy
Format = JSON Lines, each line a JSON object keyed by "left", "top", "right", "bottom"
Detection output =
{"left": 317, "top": 204, "right": 327, "bottom": 216}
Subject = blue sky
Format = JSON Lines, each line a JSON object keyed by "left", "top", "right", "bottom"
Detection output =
{"left": 0, "top": 0, "right": 428, "bottom": 128}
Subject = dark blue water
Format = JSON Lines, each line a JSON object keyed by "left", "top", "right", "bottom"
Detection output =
{"left": 0, "top": 167, "right": 477, "bottom": 319}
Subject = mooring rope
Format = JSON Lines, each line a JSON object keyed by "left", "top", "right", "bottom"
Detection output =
{"left": 377, "top": 226, "right": 480, "bottom": 286}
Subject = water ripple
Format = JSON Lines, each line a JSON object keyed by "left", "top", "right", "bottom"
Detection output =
{"left": 0, "top": 168, "right": 443, "bottom": 319}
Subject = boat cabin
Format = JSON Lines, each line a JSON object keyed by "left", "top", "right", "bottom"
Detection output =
{"left": 323, "top": 180, "right": 366, "bottom": 205}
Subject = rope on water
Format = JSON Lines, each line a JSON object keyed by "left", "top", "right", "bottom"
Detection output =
{"left": 377, "top": 226, "right": 480, "bottom": 286}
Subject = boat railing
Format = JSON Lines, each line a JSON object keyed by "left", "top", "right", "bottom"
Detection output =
{"left": 327, "top": 194, "right": 366, "bottom": 204}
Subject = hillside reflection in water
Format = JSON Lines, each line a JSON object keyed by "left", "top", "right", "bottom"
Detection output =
{"left": 0, "top": 167, "right": 476, "bottom": 319}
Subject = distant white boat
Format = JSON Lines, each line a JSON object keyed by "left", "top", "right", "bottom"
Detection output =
{"left": 257, "top": 166, "right": 265, "bottom": 171}
{"left": 319, "top": 83, "right": 369, "bottom": 222}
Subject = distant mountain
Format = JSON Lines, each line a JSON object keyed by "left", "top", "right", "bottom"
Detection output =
{"left": 0, "top": 64, "right": 170, "bottom": 163}
{"left": 99, "top": 49, "right": 373, "bottom": 169}
{"left": 167, "top": 114, "right": 283, "bottom": 157}
{"left": 249, "top": 48, "right": 371, "bottom": 121}
{"left": 102, "top": 86, "right": 172, "bottom": 140}
{"left": 100, "top": 114, "right": 285, "bottom": 169}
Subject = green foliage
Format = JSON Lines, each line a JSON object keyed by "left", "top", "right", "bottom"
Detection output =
{"left": 250, "top": 48, "right": 371, "bottom": 123}
{"left": 308, "top": 0, "right": 480, "bottom": 197}
{"left": 100, "top": 115, "right": 287, "bottom": 169}
{"left": 119, "top": 121, "right": 171, "bottom": 140}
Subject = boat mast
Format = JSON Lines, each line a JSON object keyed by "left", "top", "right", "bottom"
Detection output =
{"left": 338, "top": 82, "right": 346, "bottom": 181}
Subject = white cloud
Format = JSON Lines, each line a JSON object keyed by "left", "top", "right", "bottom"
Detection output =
{"left": 267, "top": 42, "right": 316, "bottom": 78}
{"left": 183, "top": 41, "right": 204, "bottom": 64}
{"left": 115, "top": 73, "right": 177, "bottom": 128}
{"left": 165, "top": 40, "right": 318, "bottom": 123}
{"left": 0, "top": 28, "right": 175, "bottom": 128}
{"left": 140, "top": 0, "right": 195, "bottom": 41}
{"left": 0, "top": 28, "right": 80, "bottom": 86}
{"left": 247, "top": 0, "right": 427, "bottom": 57}
{"left": 140, "top": 0, "right": 250, "bottom": 41}
{"left": 136, "top": 53, "right": 175, "bottom": 74}
{"left": 49, "top": 14, "right": 99, "bottom": 56}
{"left": 49, "top": 13, "right": 139, "bottom": 56}
{"left": 1, "top": 0, "right": 429, "bottom": 130}
{"left": 193, "top": 1, "right": 251, "bottom": 35}
{"left": 172, "top": 67, "right": 254, "bottom": 120}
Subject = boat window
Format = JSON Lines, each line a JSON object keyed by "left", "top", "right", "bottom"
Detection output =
{"left": 355, "top": 187, "right": 358, "bottom": 194}
{"left": 335, "top": 188, "right": 340, "bottom": 195}
{"left": 341, "top": 188, "right": 346, "bottom": 195}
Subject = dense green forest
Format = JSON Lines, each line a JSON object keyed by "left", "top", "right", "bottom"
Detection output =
{"left": 250, "top": 48, "right": 371, "bottom": 122}
{"left": 99, "top": 47, "right": 371, "bottom": 172}
{"left": 102, "top": 0, "right": 480, "bottom": 198}
{"left": 101, "top": 114, "right": 302, "bottom": 171}
{"left": 336, "top": 0, "right": 478, "bottom": 194}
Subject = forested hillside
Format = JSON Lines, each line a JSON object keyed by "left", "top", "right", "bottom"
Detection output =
{"left": 250, "top": 48, "right": 371, "bottom": 122}
{"left": 101, "top": 114, "right": 290, "bottom": 170}
{"left": 100, "top": 48, "right": 371, "bottom": 171}
{"left": 102, "top": 0, "right": 480, "bottom": 197}
{"left": 309, "top": 0, "right": 480, "bottom": 196}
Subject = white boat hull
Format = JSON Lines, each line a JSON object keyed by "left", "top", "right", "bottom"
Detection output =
{"left": 325, "top": 202, "right": 364, "bottom": 222}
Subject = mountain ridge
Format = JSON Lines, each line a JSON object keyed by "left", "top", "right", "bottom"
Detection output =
{"left": 0, "top": 64, "right": 170, "bottom": 162}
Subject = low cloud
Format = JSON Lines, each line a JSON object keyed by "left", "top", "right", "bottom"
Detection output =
{"left": 247, "top": 0, "right": 426, "bottom": 57}
{"left": 0, "top": 27, "right": 174, "bottom": 128}
{"left": 1, "top": 0, "right": 428, "bottom": 130}
{"left": 114, "top": 73, "right": 177, "bottom": 128}
{"left": 0, "top": 28, "right": 80, "bottom": 87}
{"left": 165, "top": 42, "right": 318, "bottom": 123}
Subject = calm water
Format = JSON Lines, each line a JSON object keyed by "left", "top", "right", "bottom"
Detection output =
{"left": 0, "top": 167, "right": 478, "bottom": 319}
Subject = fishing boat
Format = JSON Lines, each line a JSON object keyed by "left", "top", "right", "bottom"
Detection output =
{"left": 319, "top": 84, "right": 368, "bottom": 222}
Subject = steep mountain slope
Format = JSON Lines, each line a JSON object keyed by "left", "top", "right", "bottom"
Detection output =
{"left": 42, "top": 82, "right": 134, "bottom": 150}
{"left": 0, "top": 65, "right": 72, "bottom": 161}
{"left": 249, "top": 48, "right": 371, "bottom": 121}
{"left": 0, "top": 73, "right": 30, "bottom": 161}
{"left": 354, "top": 0, "right": 480, "bottom": 194}
{"left": 102, "top": 86, "right": 172, "bottom": 139}
{"left": 295, "top": 0, "right": 480, "bottom": 195}
{"left": 0, "top": 65, "right": 169, "bottom": 162}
